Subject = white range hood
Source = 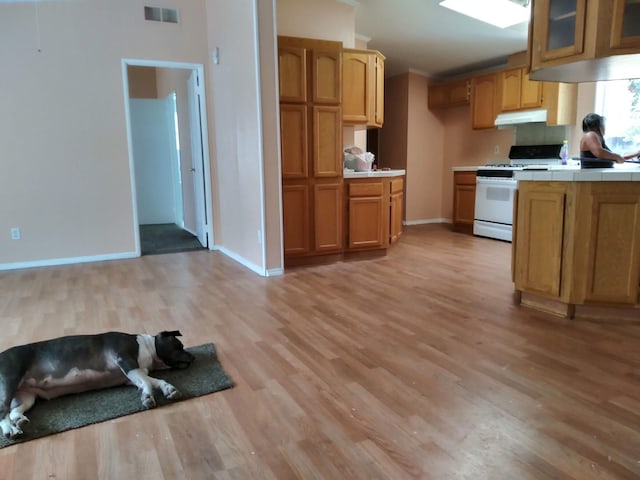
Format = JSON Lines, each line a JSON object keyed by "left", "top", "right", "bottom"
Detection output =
{"left": 494, "top": 108, "right": 548, "bottom": 127}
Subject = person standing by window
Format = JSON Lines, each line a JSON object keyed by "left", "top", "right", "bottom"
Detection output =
{"left": 580, "top": 113, "right": 640, "bottom": 163}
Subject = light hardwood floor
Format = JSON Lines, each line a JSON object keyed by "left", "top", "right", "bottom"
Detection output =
{"left": 1, "top": 224, "right": 640, "bottom": 480}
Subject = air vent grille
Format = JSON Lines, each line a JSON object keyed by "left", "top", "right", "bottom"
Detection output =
{"left": 144, "top": 6, "right": 179, "bottom": 24}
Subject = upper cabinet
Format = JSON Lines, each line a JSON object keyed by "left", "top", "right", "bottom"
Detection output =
{"left": 498, "top": 66, "right": 578, "bottom": 125}
{"left": 342, "top": 48, "right": 385, "bottom": 127}
{"left": 499, "top": 68, "right": 543, "bottom": 111}
{"left": 471, "top": 73, "right": 498, "bottom": 130}
{"left": 428, "top": 79, "right": 470, "bottom": 109}
{"left": 529, "top": 0, "right": 640, "bottom": 82}
{"left": 278, "top": 37, "right": 341, "bottom": 105}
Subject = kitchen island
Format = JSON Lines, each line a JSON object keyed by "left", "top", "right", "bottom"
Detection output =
{"left": 512, "top": 165, "right": 640, "bottom": 318}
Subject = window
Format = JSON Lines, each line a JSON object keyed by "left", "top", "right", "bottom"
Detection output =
{"left": 595, "top": 79, "right": 640, "bottom": 155}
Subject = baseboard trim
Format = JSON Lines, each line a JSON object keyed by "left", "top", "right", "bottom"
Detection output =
{"left": 0, "top": 252, "right": 139, "bottom": 272}
{"left": 404, "top": 218, "right": 451, "bottom": 226}
{"left": 214, "top": 245, "right": 271, "bottom": 277}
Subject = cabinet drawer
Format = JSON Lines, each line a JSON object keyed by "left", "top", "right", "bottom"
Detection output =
{"left": 349, "top": 182, "right": 383, "bottom": 197}
{"left": 454, "top": 171, "right": 477, "bottom": 185}
{"left": 391, "top": 178, "right": 404, "bottom": 194}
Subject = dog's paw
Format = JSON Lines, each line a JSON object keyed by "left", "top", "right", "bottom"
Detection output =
{"left": 11, "top": 414, "right": 29, "bottom": 429}
{"left": 141, "top": 394, "right": 156, "bottom": 409}
{"left": 161, "top": 383, "right": 181, "bottom": 400}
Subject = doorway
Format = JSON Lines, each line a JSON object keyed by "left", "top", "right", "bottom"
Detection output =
{"left": 122, "top": 59, "right": 213, "bottom": 256}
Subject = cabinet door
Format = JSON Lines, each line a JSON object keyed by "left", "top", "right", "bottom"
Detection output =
{"left": 349, "top": 196, "right": 384, "bottom": 248}
{"left": 532, "top": 0, "right": 587, "bottom": 64}
{"left": 453, "top": 185, "right": 476, "bottom": 226}
{"left": 342, "top": 51, "right": 370, "bottom": 124}
{"left": 278, "top": 46, "right": 307, "bottom": 103}
{"left": 390, "top": 191, "right": 403, "bottom": 244}
{"left": 448, "top": 79, "right": 470, "bottom": 106}
{"left": 500, "top": 69, "right": 522, "bottom": 111}
{"left": 610, "top": 0, "right": 640, "bottom": 50}
{"left": 314, "top": 183, "right": 343, "bottom": 252}
{"left": 312, "top": 49, "right": 341, "bottom": 105}
{"left": 471, "top": 73, "right": 497, "bottom": 129}
{"left": 282, "top": 184, "right": 311, "bottom": 255}
{"left": 280, "top": 104, "right": 308, "bottom": 179}
{"left": 373, "top": 53, "right": 385, "bottom": 127}
{"left": 313, "top": 106, "right": 342, "bottom": 177}
{"left": 513, "top": 183, "right": 566, "bottom": 297}
{"left": 520, "top": 71, "right": 544, "bottom": 109}
{"left": 579, "top": 186, "right": 640, "bottom": 304}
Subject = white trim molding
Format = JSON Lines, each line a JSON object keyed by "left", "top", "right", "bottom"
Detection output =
{"left": 0, "top": 252, "right": 138, "bottom": 272}
{"left": 404, "top": 218, "right": 452, "bottom": 226}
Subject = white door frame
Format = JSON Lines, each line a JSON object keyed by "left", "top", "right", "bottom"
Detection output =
{"left": 122, "top": 58, "right": 214, "bottom": 256}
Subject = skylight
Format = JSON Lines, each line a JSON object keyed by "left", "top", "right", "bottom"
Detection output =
{"left": 439, "top": 0, "right": 531, "bottom": 29}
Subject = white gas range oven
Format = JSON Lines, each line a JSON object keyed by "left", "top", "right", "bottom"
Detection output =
{"left": 473, "top": 144, "right": 564, "bottom": 242}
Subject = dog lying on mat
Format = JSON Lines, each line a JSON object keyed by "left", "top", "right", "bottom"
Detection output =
{"left": 0, "top": 330, "right": 195, "bottom": 439}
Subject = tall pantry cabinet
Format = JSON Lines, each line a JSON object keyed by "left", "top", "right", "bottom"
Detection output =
{"left": 278, "top": 36, "right": 344, "bottom": 264}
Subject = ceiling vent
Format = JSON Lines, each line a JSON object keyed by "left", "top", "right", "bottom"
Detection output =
{"left": 144, "top": 6, "right": 179, "bottom": 24}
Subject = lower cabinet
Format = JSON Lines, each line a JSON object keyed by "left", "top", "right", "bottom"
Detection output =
{"left": 453, "top": 171, "right": 476, "bottom": 234}
{"left": 283, "top": 181, "right": 343, "bottom": 260}
{"left": 513, "top": 181, "right": 640, "bottom": 312}
{"left": 345, "top": 175, "right": 404, "bottom": 252}
{"left": 347, "top": 182, "right": 385, "bottom": 249}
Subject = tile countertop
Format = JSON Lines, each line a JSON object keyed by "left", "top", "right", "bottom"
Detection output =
{"left": 452, "top": 166, "right": 479, "bottom": 172}
{"left": 514, "top": 163, "right": 640, "bottom": 182}
{"left": 344, "top": 169, "right": 406, "bottom": 178}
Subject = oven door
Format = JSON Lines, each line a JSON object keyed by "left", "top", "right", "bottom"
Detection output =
{"left": 474, "top": 177, "right": 517, "bottom": 225}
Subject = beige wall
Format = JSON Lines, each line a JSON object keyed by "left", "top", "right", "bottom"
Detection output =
{"left": 277, "top": 0, "right": 355, "bottom": 47}
{"left": 0, "top": 0, "right": 210, "bottom": 267}
{"left": 380, "top": 71, "right": 515, "bottom": 224}
{"left": 0, "top": 0, "right": 283, "bottom": 276}
{"left": 205, "top": 0, "right": 277, "bottom": 273}
{"left": 439, "top": 107, "right": 514, "bottom": 221}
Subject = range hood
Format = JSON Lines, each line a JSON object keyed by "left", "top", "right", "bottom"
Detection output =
{"left": 494, "top": 108, "right": 548, "bottom": 127}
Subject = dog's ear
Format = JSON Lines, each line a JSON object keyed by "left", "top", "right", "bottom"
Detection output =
{"left": 160, "top": 330, "right": 182, "bottom": 337}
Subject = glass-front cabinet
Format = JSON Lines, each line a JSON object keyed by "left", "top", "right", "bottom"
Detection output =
{"left": 611, "top": 0, "right": 640, "bottom": 51}
{"left": 530, "top": 0, "right": 640, "bottom": 80}
{"left": 532, "top": 0, "right": 587, "bottom": 63}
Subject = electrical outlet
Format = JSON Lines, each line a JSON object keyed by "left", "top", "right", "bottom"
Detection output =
{"left": 494, "top": 145, "right": 500, "bottom": 154}
{"left": 10, "top": 227, "right": 21, "bottom": 240}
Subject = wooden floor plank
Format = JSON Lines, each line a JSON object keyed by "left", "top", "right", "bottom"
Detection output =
{"left": 1, "top": 225, "right": 640, "bottom": 479}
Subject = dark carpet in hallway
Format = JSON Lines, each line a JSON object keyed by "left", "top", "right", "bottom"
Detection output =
{"left": 139, "top": 223, "right": 205, "bottom": 255}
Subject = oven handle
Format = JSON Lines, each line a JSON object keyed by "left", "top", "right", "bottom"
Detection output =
{"left": 476, "top": 177, "right": 518, "bottom": 187}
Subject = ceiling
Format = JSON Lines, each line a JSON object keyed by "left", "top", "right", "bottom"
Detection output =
{"left": 352, "top": 0, "right": 531, "bottom": 79}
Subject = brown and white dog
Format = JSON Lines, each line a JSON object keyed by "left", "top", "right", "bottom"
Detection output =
{"left": 0, "top": 330, "right": 195, "bottom": 439}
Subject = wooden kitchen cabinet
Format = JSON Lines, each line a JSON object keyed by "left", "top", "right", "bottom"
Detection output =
{"left": 470, "top": 73, "right": 498, "bottom": 129}
{"left": 571, "top": 183, "right": 640, "bottom": 305}
{"left": 389, "top": 177, "right": 404, "bottom": 244}
{"left": 498, "top": 66, "right": 578, "bottom": 125}
{"left": 279, "top": 36, "right": 343, "bottom": 264}
{"left": 347, "top": 181, "right": 386, "bottom": 249}
{"left": 428, "top": 79, "right": 470, "bottom": 109}
{"left": 342, "top": 48, "right": 385, "bottom": 127}
{"left": 345, "top": 175, "right": 404, "bottom": 251}
{"left": 499, "top": 68, "right": 543, "bottom": 111}
{"left": 452, "top": 171, "right": 476, "bottom": 234}
{"left": 513, "top": 181, "right": 567, "bottom": 298}
{"left": 529, "top": 0, "right": 640, "bottom": 82}
{"left": 514, "top": 180, "right": 640, "bottom": 316}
